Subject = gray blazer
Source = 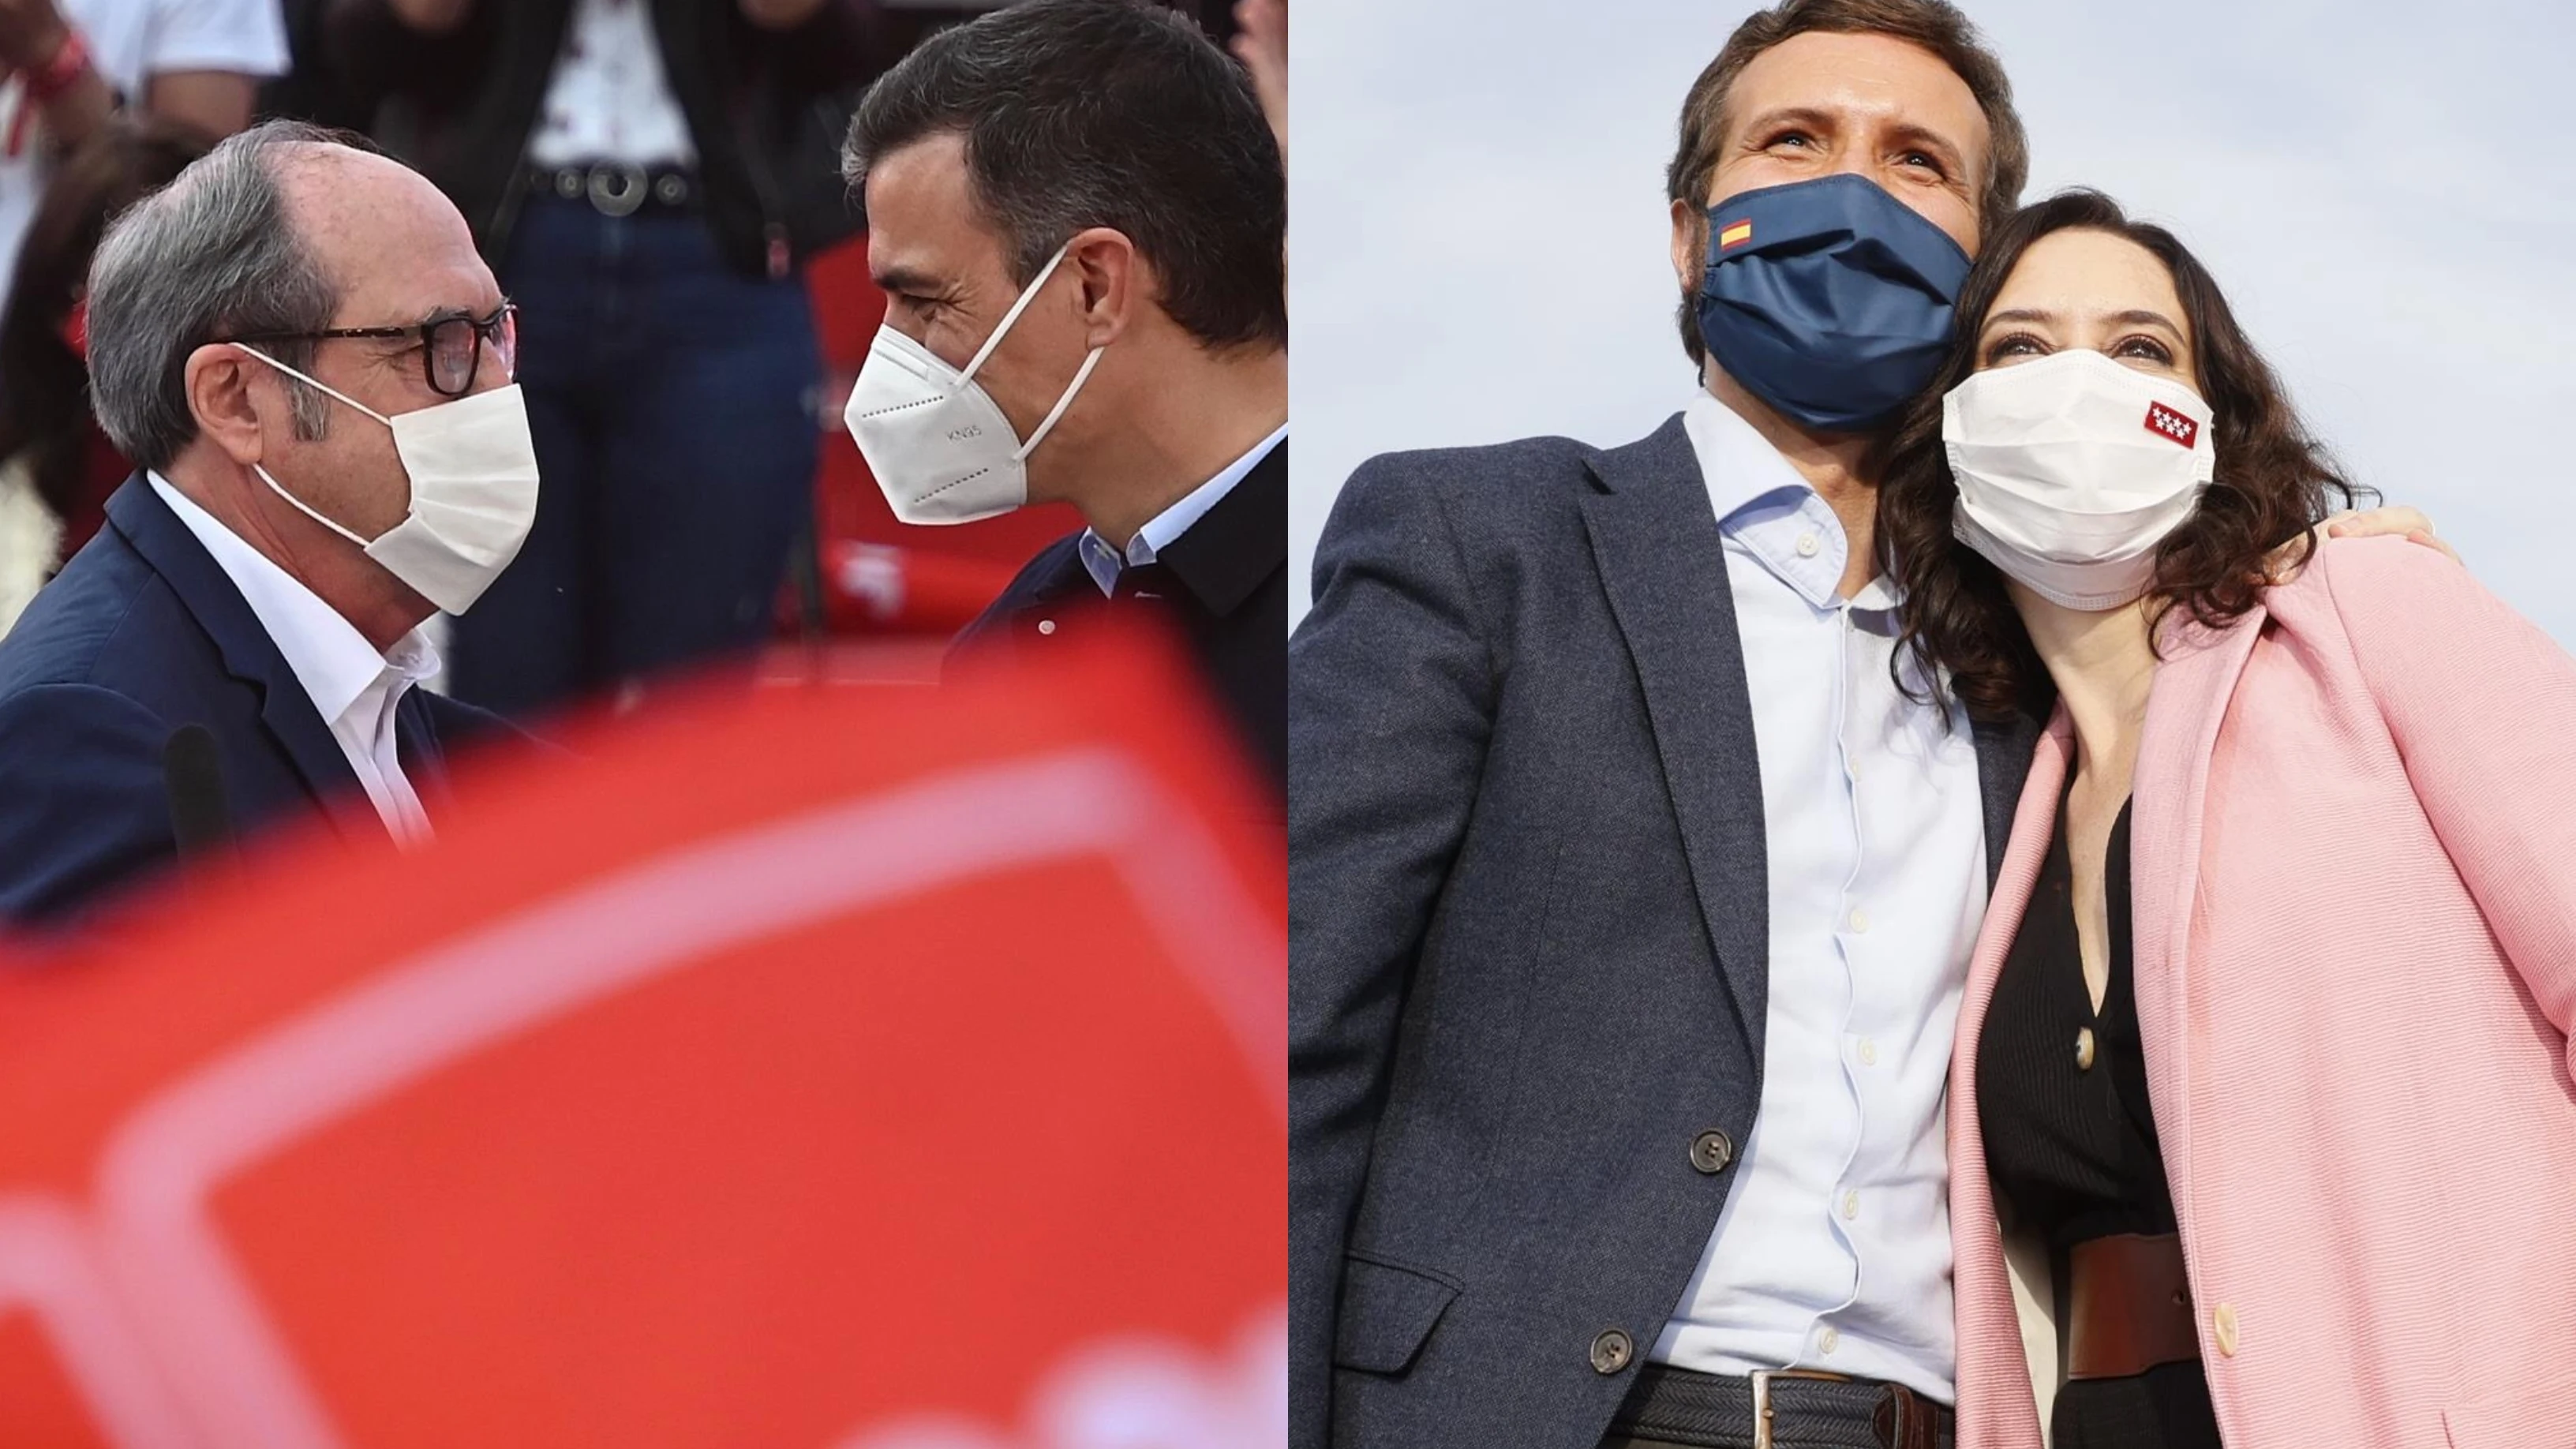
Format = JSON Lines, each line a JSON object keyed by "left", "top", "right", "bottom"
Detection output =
{"left": 1288, "top": 415, "right": 2039, "bottom": 1449}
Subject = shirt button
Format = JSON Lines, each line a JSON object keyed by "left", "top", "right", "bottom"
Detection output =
{"left": 1036, "top": 619, "right": 1058, "bottom": 636}
{"left": 2075, "top": 1027, "right": 2098, "bottom": 1072}
{"left": 2212, "top": 1303, "right": 2239, "bottom": 1357}
{"left": 1818, "top": 1326, "right": 1841, "bottom": 1355}
{"left": 1589, "top": 1328, "right": 1635, "bottom": 1375}
{"left": 1847, "top": 908, "right": 1870, "bottom": 934}
{"left": 1689, "top": 1129, "right": 1735, "bottom": 1174}
{"left": 1796, "top": 533, "right": 1821, "bottom": 558}
{"left": 1840, "top": 1190, "right": 1860, "bottom": 1222}
{"left": 1857, "top": 1039, "right": 1879, "bottom": 1067}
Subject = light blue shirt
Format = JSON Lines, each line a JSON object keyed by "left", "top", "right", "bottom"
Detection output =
{"left": 1076, "top": 423, "right": 1286, "bottom": 597}
{"left": 1649, "top": 392, "right": 1989, "bottom": 1402}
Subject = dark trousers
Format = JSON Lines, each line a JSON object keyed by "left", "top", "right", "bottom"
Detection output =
{"left": 451, "top": 194, "right": 821, "bottom": 720}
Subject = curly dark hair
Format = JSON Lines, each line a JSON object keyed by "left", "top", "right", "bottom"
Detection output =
{"left": 1873, "top": 189, "right": 2363, "bottom": 721}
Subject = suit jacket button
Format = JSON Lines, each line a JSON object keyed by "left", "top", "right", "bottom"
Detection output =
{"left": 1589, "top": 1328, "right": 1634, "bottom": 1375}
{"left": 1036, "top": 619, "right": 1058, "bottom": 636}
{"left": 1689, "top": 1130, "right": 1735, "bottom": 1174}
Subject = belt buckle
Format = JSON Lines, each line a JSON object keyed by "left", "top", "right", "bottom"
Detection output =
{"left": 586, "top": 160, "right": 648, "bottom": 218}
{"left": 1750, "top": 1368, "right": 1855, "bottom": 1449}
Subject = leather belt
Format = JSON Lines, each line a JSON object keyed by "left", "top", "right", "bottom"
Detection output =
{"left": 2066, "top": 1231, "right": 2201, "bottom": 1380}
{"left": 1605, "top": 1362, "right": 1952, "bottom": 1449}
{"left": 526, "top": 160, "right": 698, "bottom": 218}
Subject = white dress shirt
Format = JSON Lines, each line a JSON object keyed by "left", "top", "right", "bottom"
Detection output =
{"left": 148, "top": 474, "right": 440, "bottom": 848}
{"left": 1647, "top": 392, "right": 1988, "bottom": 1401}
{"left": 1075, "top": 423, "right": 1286, "bottom": 597}
{"left": 526, "top": 0, "right": 698, "bottom": 169}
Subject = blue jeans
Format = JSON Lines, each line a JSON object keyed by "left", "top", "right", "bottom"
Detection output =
{"left": 451, "top": 195, "right": 822, "bottom": 720}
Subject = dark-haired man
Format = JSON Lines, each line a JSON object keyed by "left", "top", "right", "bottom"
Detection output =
{"left": 1288, "top": 2, "right": 2438, "bottom": 1447}
{"left": 840, "top": 0, "right": 1287, "bottom": 796}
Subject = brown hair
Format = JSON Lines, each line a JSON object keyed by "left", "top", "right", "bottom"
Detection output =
{"left": 0, "top": 115, "right": 208, "bottom": 519}
{"left": 1668, "top": 0, "right": 2029, "bottom": 367}
{"left": 1874, "top": 189, "right": 2364, "bottom": 721}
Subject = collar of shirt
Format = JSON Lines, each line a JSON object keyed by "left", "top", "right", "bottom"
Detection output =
{"left": 1076, "top": 422, "right": 1288, "bottom": 598}
{"left": 1681, "top": 391, "right": 1899, "bottom": 626}
{"left": 147, "top": 473, "right": 442, "bottom": 729}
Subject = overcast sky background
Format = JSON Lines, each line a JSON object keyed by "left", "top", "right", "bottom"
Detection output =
{"left": 1289, "top": 1, "right": 2576, "bottom": 645}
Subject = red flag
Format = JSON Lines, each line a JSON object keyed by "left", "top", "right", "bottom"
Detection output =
{"left": 0, "top": 629, "right": 1282, "bottom": 1448}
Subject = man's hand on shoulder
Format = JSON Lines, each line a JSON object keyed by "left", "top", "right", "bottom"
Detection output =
{"left": 2268, "top": 504, "right": 2459, "bottom": 585}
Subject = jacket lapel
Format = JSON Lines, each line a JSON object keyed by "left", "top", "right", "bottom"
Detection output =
{"left": 1948, "top": 706, "right": 2072, "bottom": 1449}
{"left": 1971, "top": 709, "right": 2046, "bottom": 894}
{"left": 1159, "top": 439, "right": 1286, "bottom": 619}
{"left": 396, "top": 691, "right": 458, "bottom": 826}
{"left": 2129, "top": 603, "right": 2268, "bottom": 1195}
{"left": 105, "top": 477, "right": 380, "bottom": 841}
{"left": 1578, "top": 415, "right": 1769, "bottom": 1058}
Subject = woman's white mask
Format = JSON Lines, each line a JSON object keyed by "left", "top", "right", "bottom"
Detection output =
{"left": 1944, "top": 348, "right": 2217, "bottom": 612}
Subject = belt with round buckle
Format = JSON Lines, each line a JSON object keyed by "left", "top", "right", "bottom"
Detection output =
{"left": 586, "top": 160, "right": 648, "bottom": 217}
{"left": 532, "top": 162, "right": 695, "bottom": 218}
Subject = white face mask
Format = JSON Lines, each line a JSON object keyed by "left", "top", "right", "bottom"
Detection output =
{"left": 235, "top": 345, "right": 541, "bottom": 616}
{"left": 842, "top": 239, "right": 1106, "bottom": 526}
{"left": 1944, "top": 347, "right": 2217, "bottom": 612}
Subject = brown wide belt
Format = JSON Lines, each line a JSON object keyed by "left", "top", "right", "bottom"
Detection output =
{"left": 2066, "top": 1232, "right": 2201, "bottom": 1380}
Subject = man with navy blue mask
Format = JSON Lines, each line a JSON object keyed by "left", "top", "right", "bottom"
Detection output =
{"left": 1288, "top": 4, "right": 2437, "bottom": 1447}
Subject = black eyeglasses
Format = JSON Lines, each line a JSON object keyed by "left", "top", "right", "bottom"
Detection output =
{"left": 227, "top": 301, "right": 519, "bottom": 399}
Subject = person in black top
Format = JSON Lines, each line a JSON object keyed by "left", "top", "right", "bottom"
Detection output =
{"left": 1976, "top": 782, "right": 2219, "bottom": 1449}
{"left": 1872, "top": 189, "right": 2496, "bottom": 1447}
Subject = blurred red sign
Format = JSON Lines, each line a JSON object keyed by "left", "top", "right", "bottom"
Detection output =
{"left": 0, "top": 631, "right": 1282, "bottom": 1448}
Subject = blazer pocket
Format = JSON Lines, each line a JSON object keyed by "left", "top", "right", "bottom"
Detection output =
{"left": 1331, "top": 1252, "right": 1461, "bottom": 1375}
{"left": 2443, "top": 1368, "right": 2576, "bottom": 1448}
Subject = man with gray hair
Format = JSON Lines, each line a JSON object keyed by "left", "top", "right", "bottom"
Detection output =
{"left": 0, "top": 118, "right": 534, "bottom": 929}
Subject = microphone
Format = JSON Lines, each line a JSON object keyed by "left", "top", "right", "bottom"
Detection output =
{"left": 163, "top": 724, "right": 234, "bottom": 862}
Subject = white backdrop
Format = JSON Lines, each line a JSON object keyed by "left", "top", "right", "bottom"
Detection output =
{"left": 1289, "top": 1, "right": 2576, "bottom": 643}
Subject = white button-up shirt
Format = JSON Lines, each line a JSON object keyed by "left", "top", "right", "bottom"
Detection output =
{"left": 1646, "top": 393, "right": 1988, "bottom": 1402}
{"left": 526, "top": 0, "right": 698, "bottom": 170}
{"left": 149, "top": 474, "right": 440, "bottom": 848}
{"left": 1076, "top": 424, "right": 1286, "bottom": 597}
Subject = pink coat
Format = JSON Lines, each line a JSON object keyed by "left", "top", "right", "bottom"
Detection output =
{"left": 1946, "top": 537, "right": 2576, "bottom": 1449}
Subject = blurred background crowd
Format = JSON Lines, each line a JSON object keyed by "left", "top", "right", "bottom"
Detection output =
{"left": 0, "top": 0, "right": 1282, "bottom": 722}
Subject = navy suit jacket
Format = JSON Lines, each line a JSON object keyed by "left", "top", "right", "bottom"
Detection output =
{"left": 0, "top": 477, "right": 511, "bottom": 929}
{"left": 949, "top": 440, "right": 1286, "bottom": 798}
{"left": 1287, "top": 418, "right": 2042, "bottom": 1449}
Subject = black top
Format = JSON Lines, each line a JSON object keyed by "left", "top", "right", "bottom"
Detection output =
{"left": 1975, "top": 788, "right": 2219, "bottom": 1449}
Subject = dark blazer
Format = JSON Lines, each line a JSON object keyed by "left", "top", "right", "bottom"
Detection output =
{"left": 1287, "top": 417, "right": 2039, "bottom": 1449}
{"left": 949, "top": 440, "right": 1286, "bottom": 797}
{"left": 0, "top": 477, "right": 512, "bottom": 930}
